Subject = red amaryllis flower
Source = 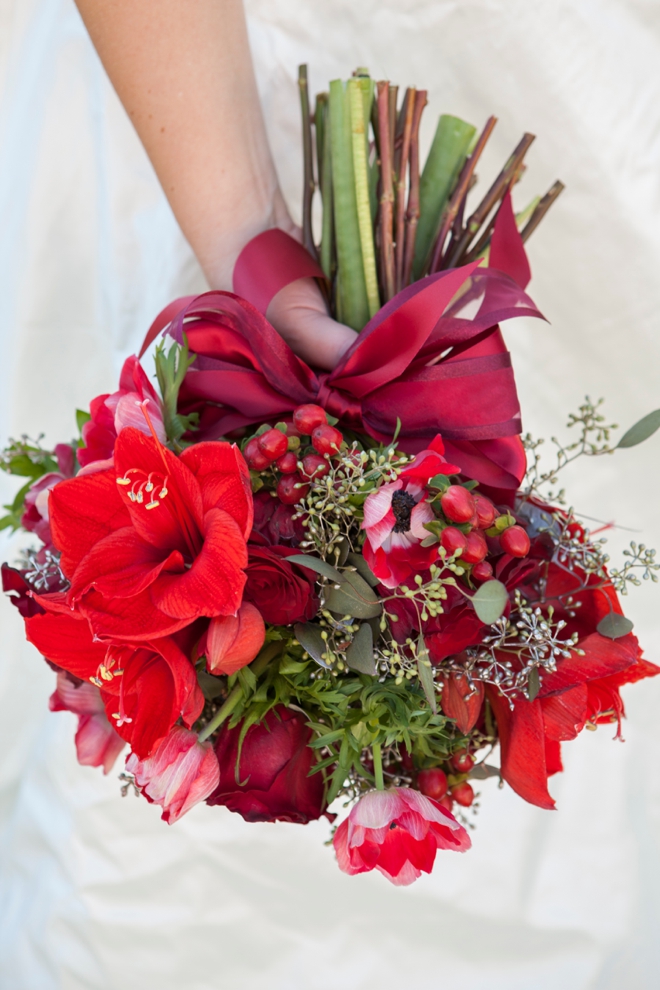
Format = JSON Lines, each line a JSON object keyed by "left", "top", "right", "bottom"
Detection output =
{"left": 243, "top": 546, "right": 318, "bottom": 625}
{"left": 49, "top": 671, "right": 125, "bottom": 774}
{"left": 207, "top": 706, "right": 327, "bottom": 823}
{"left": 333, "top": 787, "right": 471, "bottom": 886}
{"left": 78, "top": 355, "right": 166, "bottom": 469}
{"left": 362, "top": 436, "right": 461, "bottom": 589}
{"left": 126, "top": 725, "right": 220, "bottom": 824}
{"left": 25, "top": 604, "right": 204, "bottom": 758}
{"left": 46, "top": 426, "right": 252, "bottom": 641}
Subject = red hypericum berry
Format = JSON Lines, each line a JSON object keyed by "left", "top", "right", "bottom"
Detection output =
{"left": 244, "top": 438, "right": 271, "bottom": 472}
{"left": 275, "top": 451, "right": 299, "bottom": 474}
{"left": 440, "top": 485, "right": 476, "bottom": 524}
{"left": 276, "top": 472, "right": 309, "bottom": 505}
{"left": 257, "top": 428, "right": 288, "bottom": 461}
{"left": 461, "top": 529, "right": 488, "bottom": 564}
{"left": 474, "top": 494, "right": 496, "bottom": 530}
{"left": 301, "top": 454, "right": 330, "bottom": 479}
{"left": 441, "top": 526, "right": 468, "bottom": 556}
{"left": 451, "top": 750, "right": 474, "bottom": 774}
{"left": 311, "top": 423, "right": 343, "bottom": 456}
{"left": 451, "top": 782, "right": 474, "bottom": 807}
{"left": 438, "top": 794, "right": 454, "bottom": 813}
{"left": 500, "top": 524, "right": 531, "bottom": 558}
{"left": 293, "top": 404, "right": 327, "bottom": 435}
{"left": 417, "top": 767, "right": 448, "bottom": 801}
{"left": 471, "top": 560, "right": 494, "bottom": 582}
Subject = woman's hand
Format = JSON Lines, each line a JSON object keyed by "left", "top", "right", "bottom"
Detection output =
{"left": 266, "top": 278, "right": 356, "bottom": 371}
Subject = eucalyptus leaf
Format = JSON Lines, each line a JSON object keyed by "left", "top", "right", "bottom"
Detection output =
{"left": 472, "top": 579, "right": 509, "bottom": 625}
{"left": 345, "top": 623, "right": 377, "bottom": 675}
{"left": 597, "top": 613, "right": 634, "bottom": 639}
{"left": 346, "top": 551, "right": 379, "bottom": 587}
{"left": 427, "top": 474, "right": 451, "bottom": 491}
{"left": 416, "top": 635, "right": 437, "bottom": 713}
{"left": 617, "top": 409, "right": 660, "bottom": 448}
{"left": 286, "top": 554, "right": 343, "bottom": 583}
{"left": 527, "top": 666, "right": 541, "bottom": 701}
{"left": 324, "top": 570, "right": 382, "bottom": 619}
{"left": 294, "top": 622, "right": 332, "bottom": 667}
{"left": 197, "top": 670, "right": 226, "bottom": 701}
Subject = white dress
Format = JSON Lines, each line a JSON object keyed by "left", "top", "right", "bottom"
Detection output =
{"left": 1, "top": 1, "right": 660, "bottom": 987}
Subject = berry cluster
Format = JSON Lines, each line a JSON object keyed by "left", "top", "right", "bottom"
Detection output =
{"left": 437, "top": 485, "right": 531, "bottom": 582}
{"left": 417, "top": 751, "right": 475, "bottom": 812}
{"left": 243, "top": 404, "right": 344, "bottom": 507}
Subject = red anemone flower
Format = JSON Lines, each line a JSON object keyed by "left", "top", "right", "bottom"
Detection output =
{"left": 45, "top": 426, "right": 253, "bottom": 641}
{"left": 25, "top": 603, "right": 204, "bottom": 758}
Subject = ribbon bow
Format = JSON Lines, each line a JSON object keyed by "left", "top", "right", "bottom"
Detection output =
{"left": 141, "top": 192, "right": 543, "bottom": 490}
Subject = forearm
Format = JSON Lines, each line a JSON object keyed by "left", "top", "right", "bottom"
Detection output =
{"left": 75, "top": 0, "right": 292, "bottom": 288}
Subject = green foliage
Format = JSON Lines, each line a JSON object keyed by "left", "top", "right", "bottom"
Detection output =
{"left": 154, "top": 336, "right": 199, "bottom": 444}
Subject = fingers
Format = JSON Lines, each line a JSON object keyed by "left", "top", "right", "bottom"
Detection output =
{"left": 266, "top": 278, "right": 357, "bottom": 370}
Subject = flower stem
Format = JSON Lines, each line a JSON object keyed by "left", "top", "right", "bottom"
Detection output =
{"left": 372, "top": 741, "right": 385, "bottom": 790}
{"left": 197, "top": 643, "right": 279, "bottom": 743}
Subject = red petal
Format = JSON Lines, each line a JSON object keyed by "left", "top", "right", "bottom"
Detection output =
{"left": 439, "top": 674, "right": 484, "bottom": 733}
{"left": 49, "top": 469, "right": 130, "bottom": 577}
{"left": 544, "top": 738, "right": 563, "bottom": 776}
{"left": 69, "top": 527, "right": 185, "bottom": 601}
{"left": 25, "top": 611, "right": 106, "bottom": 680}
{"left": 541, "top": 684, "right": 588, "bottom": 741}
{"left": 486, "top": 687, "right": 555, "bottom": 809}
{"left": 152, "top": 635, "right": 204, "bottom": 729}
{"left": 151, "top": 508, "right": 247, "bottom": 620}
{"left": 108, "top": 653, "right": 177, "bottom": 758}
{"left": 538, "top": 633, "right": 639, "bottom": 697}
{"left": 180, "top": 441, "right": 253, "bottom": 539}
{"left": 78, "top": 588, "right": 193, "bottom": 641}
{"left": 206, "top": 602, "right": 265, "bottom": 675}
{"left": 113, "top": 427, "right": 204, "bottom": 554}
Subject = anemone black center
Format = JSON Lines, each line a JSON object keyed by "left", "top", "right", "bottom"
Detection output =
{"left": 391, "top": 489, "right": 417, "bottom": 533}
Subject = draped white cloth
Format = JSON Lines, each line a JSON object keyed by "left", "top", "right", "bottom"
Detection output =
{"left": 1, "top": 1, "right": 660, "bottom": 987}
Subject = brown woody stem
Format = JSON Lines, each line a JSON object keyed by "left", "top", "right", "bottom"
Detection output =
{"left": 298, "top": 64, "right": 318, "bottom": 261}
{"left": 429, "top": 115, "right": 497, "bottom": 273}
{"left": 394, "top": 88, "right": 416, "bottom": 292}
{"left": 521, "top": 180, "right": 565, "bottom": 243}
{"left": 402, "top": 89, "right": 427, "bottom": 288}
{"left": 447, "top": 132, "right": 535, "bottom": 267}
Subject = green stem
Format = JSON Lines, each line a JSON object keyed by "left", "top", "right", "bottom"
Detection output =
{"left": 329, "top": 79, "right": 369, "bottom": 330}
{"left": 372, "top": 741, "right": 385, "bottom": 790}
{"left": 348, "top": 78, "right": 380, "bottom": 318}
{"left": 197, "top": 645, "right": 278, "bottom": 742}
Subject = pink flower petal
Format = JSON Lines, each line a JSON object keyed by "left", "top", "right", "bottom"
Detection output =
{"left": 363, "top": 481, "right": 401, "bottom": 530}
{"left": 409, "top": 501, "right": 436, "bottom": 539}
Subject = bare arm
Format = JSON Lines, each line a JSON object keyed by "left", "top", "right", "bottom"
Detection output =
{"left": 74, "top": 0, "right": 355, "bottom": 369}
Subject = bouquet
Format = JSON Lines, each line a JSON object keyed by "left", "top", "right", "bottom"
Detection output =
{"left": 3, "top": 67, "right": 659, "bottom": 887}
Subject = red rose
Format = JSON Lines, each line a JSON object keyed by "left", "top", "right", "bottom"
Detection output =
{"left": 243, "top": 546, "right": 318, "bottom": 625}
{"left": 207, "top": 706, "right": 327, "bottom": 823}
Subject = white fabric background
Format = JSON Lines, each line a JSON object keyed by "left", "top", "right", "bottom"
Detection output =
{"left": 1, "top": 1, "right": 660, "bottom": 987}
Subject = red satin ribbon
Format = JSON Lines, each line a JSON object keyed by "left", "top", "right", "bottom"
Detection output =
{"left": 140, "top": 195, "right": 544, "bottom": 489}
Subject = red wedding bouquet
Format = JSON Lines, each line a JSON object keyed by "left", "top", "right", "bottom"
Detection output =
{"left": 3, "top": 67, "right": 659, "bottom": 886}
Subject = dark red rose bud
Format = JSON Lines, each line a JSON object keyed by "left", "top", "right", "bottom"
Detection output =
{"left": 451, "top": 782, "right": 474, "bottom": 807}
{"left": 311, "top": 423, "right": 343, "bottom": 456}
{"left": 301, "top": 454, "right": 330, "bottom": 479}
{"left": 440, "top": 485, "right": 476, "bottom": 524}
{"left": 461, "top": 529, "right": 488, "bottom": 564}
{"left": 257, "top": 428, "right": 288, "bottom": 460}
{"left": 275, "top": 451, "right": 299, "bottom": 474}
{"left": 207, "top": 706, "right": 328, "bottom": 824}
{"left": 473, "top": 494, "right": 496, "bottom": 529}
{"left": 441, "top": 526, "right": 468, "bottom": 556}
{"left": 438, "top": 794, "right": 454, "bottom": 813}
{"left": 276, "top": 472, "right": 310, "bottom": 505}
{"left": 500, "top": 524, "right": 531, "bottom": 557}
{"left": 417, "top": 767, "right": 448, "bottom": 801}
{"left": 471, "top": 560, "right": 494, "bottom": 582}
{"left": 243, "top": 546, "right": 318, "bottom": 625}
{"left": 244, "top": 438, "right": 270, "bottom": 472}
{"left": 451, "top": 750, "right": 475, "bottom": 773}
{"left": 293, "top": 404, "right": 327, "bottom": 434}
